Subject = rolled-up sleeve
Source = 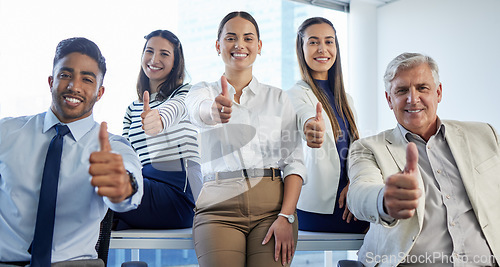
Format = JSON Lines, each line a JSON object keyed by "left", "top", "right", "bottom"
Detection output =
{"left": 186, "top": 82, "right": 218, "bottom": 127}
{"left": 279, "top": 92, "right": 307, "bottom": 184}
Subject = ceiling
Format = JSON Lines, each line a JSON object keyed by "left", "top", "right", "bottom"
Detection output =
{"left": 291, "top": 0, "right": 399, "bottom": 11}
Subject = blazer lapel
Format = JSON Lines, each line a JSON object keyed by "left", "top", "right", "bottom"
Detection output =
{"left": 385, "top": 127, "right": 426, "bottom": 229}
{"left": 444, "top": 124, "right": 477, "bottom": 213}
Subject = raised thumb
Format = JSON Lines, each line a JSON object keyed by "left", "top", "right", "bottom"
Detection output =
{"left": 99, "top": 122, "right": 111, "bottom": 152}
{"left": 404, "top": 142, "right": 419, "bottom": 174}
{"left": 221, "top": 75, "right": 229, "bottom": 98}
{"left": 143, "top": 91, "right": 151, "bottom": 112}
{"left": 315, "top": 102, "right": 323, "bottom": 121}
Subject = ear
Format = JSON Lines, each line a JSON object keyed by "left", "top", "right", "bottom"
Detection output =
{"left": 436, "top": 82, "right": 443, "bottom": 103}
{"left": 96, "top": 86, "right": 105, "bottom": 101}
{"left": 215, "top": 40, "right": 220, "bottom": 55}
{"left": 385, "top": 91, "right": 393, "bottom": 110}
{"left": 257, "top": 39, "right": 262, "bottom": 55}
{"left": 48, "top": 76, "right": 54, "bottom": 91}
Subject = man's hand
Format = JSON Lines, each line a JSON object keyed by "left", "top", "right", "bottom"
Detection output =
{"left": 141, "top": 91, "right": 163, "bottom": 136}
{"left": 383, "top": 142, "right": 422, "bottom": 219}
{"left": 304, "top": 102, "right": 325, "bottom": 148}
{"left": 89, "top": 122, "right": 133, "bottom": 203}
{"left": 211, "top": 76, "right": 232, "bottom": 123}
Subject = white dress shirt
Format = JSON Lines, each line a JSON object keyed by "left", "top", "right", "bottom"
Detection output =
{"left": 0, "top": 109, "right": 143, "bottom": 263}
{"left": 185, "top": 76, "right": 306, "bottom": 182}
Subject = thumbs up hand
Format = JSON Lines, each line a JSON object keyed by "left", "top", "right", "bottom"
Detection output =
{"left": 141, "top": 91, "right": 164, "bottom": 136}
{"left": 304, "top": 102, "right": 325, "bottom": 148}
{"left": 89, "top": 122, "right": 133, "bottom": 203}
{"left": 383, "top": 142, "right": 422, "bottom": 219}
{"left": 212, "top": 75, "right": 232, "bottom": 123}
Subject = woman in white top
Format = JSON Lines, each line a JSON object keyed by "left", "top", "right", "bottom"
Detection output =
{"left": 185, "top": 11, "right": 306, "bottom": 267}
{"left": 114, "top": 30, "right": 202, "bottom": 230}
{"left": 287, "top": 17, "right": 368, "bottom": 233}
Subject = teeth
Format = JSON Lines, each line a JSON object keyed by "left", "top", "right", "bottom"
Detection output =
{"left": 233, "top": 53, "right": 247, "bottom": 58}
{"left": 149, "top": 65, "right": 161, "bottom": 70}
{"left": 66, "top": 97, "right": 81, "bottom": 103}
{"left": 407, "top": 110, "right": 420, "bottom": 113}
{"left": 316, "top": 57, "right": 329, "bottom": 61}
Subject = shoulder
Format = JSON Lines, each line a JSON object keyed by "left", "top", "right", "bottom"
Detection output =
{"left": 444, "top": 120, "right": 499, "bottom": 142}
{"left": 288, "top": 80, "right": 311, "bottom": 92}
{"left": 169, "top": 83, "right": 192, "bottom": 97}
{"left": 256, "top": 82, "right": 292, "bottom": 105}
{"left": 353, "top": 128, "right": 395, "bottom": 148}
{"left": 444, "top": 120, "right": 491, "bottom": 130}
{"left": 127, "top": 99, "right": 143, "bottom": 109}
{"left": 108, "top": 131, "right": 134, "bottom": 149}
{"left": 0, "top": 113, "right": 41, "bottom": 132}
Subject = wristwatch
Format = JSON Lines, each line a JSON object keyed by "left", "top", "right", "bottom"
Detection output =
{"left": 126, "top": 170, "right": 138, "bottom": 198}
{"left": 278, "top": 213, "right": 295, "bottom": 224}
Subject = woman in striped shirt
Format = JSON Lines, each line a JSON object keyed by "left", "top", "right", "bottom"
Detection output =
{"left": 114, "top": 30, "right": 202, "bottom": 230}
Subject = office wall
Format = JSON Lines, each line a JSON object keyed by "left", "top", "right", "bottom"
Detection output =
{"left": 376, "top": 0, "right": 500, "bottom": 132}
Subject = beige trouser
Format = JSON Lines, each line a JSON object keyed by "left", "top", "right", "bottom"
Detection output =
{"left": 193, "top": 176, "right": 298, "bottom": 267}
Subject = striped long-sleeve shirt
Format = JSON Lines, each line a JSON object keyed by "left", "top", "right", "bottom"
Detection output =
{"left": 123, "top": 84, "right": 200, "bottom": 167}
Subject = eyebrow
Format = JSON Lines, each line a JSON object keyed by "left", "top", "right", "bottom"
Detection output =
{"left": 146, "top": 46, "right": 171, "bottom": 53}
{"left": 225, "top": 32, "right": 256, "bottom": 36}
{"left": 307, "top": 35, "right": 335, "bottom": 40}
{"left": 59, "top": 67, "right": 97, "bottom": 78}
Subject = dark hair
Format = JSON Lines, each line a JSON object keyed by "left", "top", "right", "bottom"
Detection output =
{"left": 137, "top": 30, "right": 186, "bottom": 101}
{"left": 217, "top": 11, "right": 260, "bottom": 41}
{"left": 53, "top": 37, "right": 107, "bottom": 85}
{"left": 296, "top": 17, "right": 359, "bottom": 141}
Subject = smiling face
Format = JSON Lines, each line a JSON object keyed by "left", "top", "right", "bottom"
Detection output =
{"left": 216, "top": 16, "right": 262, "bottom": 73}
{"left": 49, "top": 52, "right": 104, "bottom": 123}
{"left": 385, "top": 63, "right": 442, "bottom": 141}
{"left": 141, "top": 36, "right": 175, "bottom": 91}
{"left": 302, "top": 23, "right": 337, "bottom": 80}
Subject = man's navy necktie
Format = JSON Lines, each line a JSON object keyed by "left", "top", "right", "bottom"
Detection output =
{"left": 30, "top": 124, "right": 70, "bottom": 267}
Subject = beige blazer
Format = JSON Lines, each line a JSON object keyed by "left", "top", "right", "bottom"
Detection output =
{"left": 347, "top": 120, "right": 500, "bottom": 267}
{"left": 287, "top": 80, "right": 357, "bottom": 213}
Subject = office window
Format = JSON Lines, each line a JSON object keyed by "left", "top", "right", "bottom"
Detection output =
{"left": 0, "top": 0, "right": 347, "bottom": 135}
{"left": 0, "top": 0, "right": 351, "bottom": 265}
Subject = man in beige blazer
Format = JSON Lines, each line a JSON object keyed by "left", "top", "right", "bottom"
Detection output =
{"left": 347, "top": 52, "right": 499, "bottom": 266}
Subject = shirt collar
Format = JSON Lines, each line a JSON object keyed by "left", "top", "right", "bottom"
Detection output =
{"left": 244, "top": 76, "right": 259, "bottom": 95}
{"left": 43, "top": 109, "right": 96, "bottom": 142}
{"left": 398, "top": 116, "right": 446, "bottom": 143}
{"left": 219, "top": 76, "right": 260, "bottom": 96}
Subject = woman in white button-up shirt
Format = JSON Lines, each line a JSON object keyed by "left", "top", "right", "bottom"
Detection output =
{"left": 186, "top": 11, "right": 306, "bottom": 267}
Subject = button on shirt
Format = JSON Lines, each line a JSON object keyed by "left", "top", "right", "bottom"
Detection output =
{"left": 185, "top": 77, "right": 306, "bottom": 182}
{"left": 395, "top": 120, "right": 494, "bottom": 266}
{"left": 0, "top": 110, "right": 143, "bottom": 263}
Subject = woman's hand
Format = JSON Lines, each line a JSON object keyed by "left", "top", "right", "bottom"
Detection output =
{"left": 262, "top": 216, "right": 295, "bottom": 266}
{"left": 339, "top": 182, "right": 357, "bottom": 223}
{"left": 304, "top": 102, "right": 325, "bottom": 148}
{"left": 141, "top": 91, "right": 164, "bottom": 136}
{"left": 211, "top": 75, "right": 232, "bottom": 123}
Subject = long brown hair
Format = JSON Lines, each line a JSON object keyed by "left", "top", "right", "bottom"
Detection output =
{"left": 137, "top": 30, "right": 186, "bottom": 101}
{"left": 296, "top": 17, "right": 359, "bottom": 141}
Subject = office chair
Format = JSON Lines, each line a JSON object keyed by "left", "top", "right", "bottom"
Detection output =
{"left": 96, "top": 209, "right": 114, "bottom": 266}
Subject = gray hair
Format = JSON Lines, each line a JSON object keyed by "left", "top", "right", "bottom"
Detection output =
{"left": 383, "top": 52, "right": 440, "bottom": 93}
